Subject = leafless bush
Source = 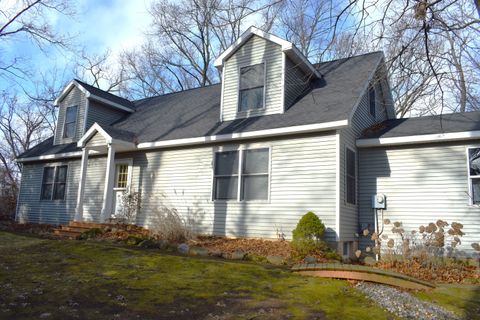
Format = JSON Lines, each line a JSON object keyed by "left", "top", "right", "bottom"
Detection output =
{"left": 111, "top": 191, "right": 141, "bottom": 224}
{"left": 363, "top": 219, "right": 468, "bottom": 264}
{"left": 148, "top": 205, "right": 195, "bottom": 242}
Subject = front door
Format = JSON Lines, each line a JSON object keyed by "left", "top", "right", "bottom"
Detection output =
{"left": 112, "top": 161, "right": 132, "bottom": 219}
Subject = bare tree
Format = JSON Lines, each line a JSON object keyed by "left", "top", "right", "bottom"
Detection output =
{"left": 0, "top": 0, "right": 74, "bottom": 81}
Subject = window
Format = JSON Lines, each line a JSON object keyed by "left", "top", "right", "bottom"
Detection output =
{"left": 63, "top": 105, "right": 78, "bottom": 138}
{"left": 213, "top": 148, "right": 269, "bottom": 201}
{"left": 241, "top": 149, "right": 269, "bottom": 200}
{"left": 346, "top": 148, "right": 356, "bottom": 204}
{"left": 41, "top": 165, "right": 67, "bottom": 200}
{"left": 115, "top": 164, "right": 129, "bottom": 189}
{"left": 369, "top": 87, "right": 376, "bottom": 118}
{"left": 213, "top": 151, "right": 239, "bottom": 200}
{"left": 468, "top": 148, "right": 480, "bottom": 204}
{"left": 238, "top": 63, "right": 265, "bottom": 112}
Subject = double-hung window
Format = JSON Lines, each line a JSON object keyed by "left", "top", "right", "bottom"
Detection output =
{"left": 346, "top": 148, "right": 356, "bottom": 204}
{"left": 468, "top": 148, "right": 480, "bottom": 204}
{"left": 41, "top": 165, "right": 68, "bottom": 200}
{"left": 213, "top": 148, "right": 269, "bottom": 201}
{"left": 238, "top": 63, "right": 265, "bottom": 112}
{"left": 63, "top": 105, "right": 78, "bottom": 138}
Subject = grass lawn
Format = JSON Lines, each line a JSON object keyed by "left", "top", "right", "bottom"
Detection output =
{"left": 0, "top": 231, "right": 395, "bottom": 319}
{"left": 0, "top": 231, "right": 478, "bottom": 320}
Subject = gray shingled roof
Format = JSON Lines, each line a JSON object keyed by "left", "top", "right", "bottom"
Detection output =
{"left": 18, "top": 51, "right": 384, "bottom": 159}
{"left": 74, "top": 79, "right": 135, "bottom": 110}
{"left": 112, "top": 51, "right": 384, "bottom": 143}
{"left": 361, "top": 111, "right": 480, "bottom": 140}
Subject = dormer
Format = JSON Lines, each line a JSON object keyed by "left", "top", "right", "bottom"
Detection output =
{"left": 53, "top": 79, "right": 134, "bottom": 145}
{"left": 215, "top": 26, "right": 321, "bottom": 121}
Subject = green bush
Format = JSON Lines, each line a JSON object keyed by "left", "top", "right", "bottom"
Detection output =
{"left": 291, "top": 212, "right": 326, "bottom": 256}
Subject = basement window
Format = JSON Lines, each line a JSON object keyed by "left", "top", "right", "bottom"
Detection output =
{"left": 41, "top": 165, "right": 68, "bottom": 200}
{"left": 238, "top": 63, "right": 265, "bottom": 112}
{"left": 63, "top": 105, "right": 78, "bottom": 138}
{"left": 468, "top": 148, "right": 480, "bottom": 204}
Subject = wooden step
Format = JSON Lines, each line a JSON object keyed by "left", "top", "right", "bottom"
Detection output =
{"left": 69, "top": 221, "right": 106, "bottom": 229}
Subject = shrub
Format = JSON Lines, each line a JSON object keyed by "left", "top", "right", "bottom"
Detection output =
{"left": 291, "top": 212, "right": 326, "bottom": 256}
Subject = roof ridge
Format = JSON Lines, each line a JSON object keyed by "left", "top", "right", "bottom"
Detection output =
{"left": 73, "top": 78, "right": 133, "bottom": 105}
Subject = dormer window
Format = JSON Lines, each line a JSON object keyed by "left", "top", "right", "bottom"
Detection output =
{"left": 238, "top": 63, "right": 265, "bottom": 112}
{"left": 63, "top": 105, "right": 78, "bottom": 138}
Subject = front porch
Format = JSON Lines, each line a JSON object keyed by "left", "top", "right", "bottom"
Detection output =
{"left": 74, "top": 123, "right": 137, "bottom": 224}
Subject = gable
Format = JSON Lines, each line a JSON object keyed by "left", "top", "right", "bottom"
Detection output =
{"left": 54, "top": 85, "right": 87, "bottom": 145}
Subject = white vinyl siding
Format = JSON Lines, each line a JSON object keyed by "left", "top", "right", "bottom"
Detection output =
{"left": 284, "top": 57, "right": 310, "bottom": 110}
{"left": 54, "top": 86, "right": 87, "bottom": 145}
{"left": 129, "top": 133, "right": 338, "bottom": 240}
{"left": 221, "top": 35, "right": 283, "bottom": 121}
{"left": 339, "top": 83, "right": 389, "bottom": 241}
{"left": 358, "top": 142, "right": 480, "bottom": 254}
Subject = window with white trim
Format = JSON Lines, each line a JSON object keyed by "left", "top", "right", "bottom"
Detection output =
{"left": 213, "top": 148, "right": 269, "bottom": 201}
{"left": 41, "top": 165, "right": 68, "bottom": 200}
{"left": 346, "top": 148, "right": 356, "bottom": 204}
{"left": 238, "top": 63, "right": 265, "bottom": 112}
{"left": 468, "top": 148, "right": 480, "bottom": 204}
{"left": 63, "top": 105, "right": 78, "bottom": 138}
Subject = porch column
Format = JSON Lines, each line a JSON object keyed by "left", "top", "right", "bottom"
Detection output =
{"left": 74, "top": 147, "right": 89, "bottom": 221}
{"left": 100, "top": 144, "right": 116, "bottom": 222}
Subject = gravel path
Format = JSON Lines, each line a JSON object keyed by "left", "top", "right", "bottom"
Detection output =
{"left": 356, "top": 282, "right": 460, "bottom": 320}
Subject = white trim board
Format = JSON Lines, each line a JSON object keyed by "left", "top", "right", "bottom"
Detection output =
{"left": 17, "top": 119, "right": 348, "bottom": 163}
{"left": 214, "top": 26, "right": 321, "bottom": 78}
{"left": 356, "top": 130, "right": 480, "bottom": 147}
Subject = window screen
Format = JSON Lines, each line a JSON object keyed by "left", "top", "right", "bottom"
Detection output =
{"left": 241, "top": 149, "right": 269, "bottom": 200}
{"left": 63, "top": 105, "right": 78, "bottom": 138}
{"left": 469, "top": 148, "right": 480, "bottom": 204}
{"left": 213, "top": 151, "right": 239, "bottom": 200}
{"left": 346, "top": 148, "right": 356, "bottom": 204}
{"left": 41, "top": 165, "right": 67, "bottom": 200}
{"left": 239, "top": 63, "right": 264, "bottom": 112}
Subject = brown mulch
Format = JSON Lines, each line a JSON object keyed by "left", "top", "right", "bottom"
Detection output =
{"left": 0, "top": 220, "right": 56, "bottom": 235}
{"left": 95, "top": 224, "right": 152, "bottom": 241}
{"left": 188, "top": 235, "right": 293, "bottom": 258}
{"left": 376, "top": 259, "right": 480, "bottom": 283}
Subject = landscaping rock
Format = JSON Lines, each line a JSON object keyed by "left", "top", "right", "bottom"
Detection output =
{"left": 304, "top": 256, "right": 316, "bottom": 263}
{"left": 356, "top": 282, "right": 460, "bottom": 320}
{"left": 363, "top": 256, "right": 377, "bottom": 266}
{"left": 39, "top": 313, "right": 51, "bottom": 319}
{"left": 157, "top": 239, "right": 170, "bottom": 249}
{"left": 266, "top": 256, "right": 285, "bottom": 265}
{"left": 230, "top": 250, "right": 246, "bottom": 260}
{"left": 177, "top": 243, "right": 189, "bottom": 255}
{"left": 189, "top": 246, "right": 209, "bottom": 257}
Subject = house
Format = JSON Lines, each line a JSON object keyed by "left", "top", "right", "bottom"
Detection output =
{"left": 15, "top": 27, "right": 480, "bottom": 256}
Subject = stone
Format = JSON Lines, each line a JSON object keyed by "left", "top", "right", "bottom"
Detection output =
{"left": 189, "top": 246, "right": 209, "bottom": 257}
{"left": 266, "top": 256, "right": 285, "bottom": 265}
{"left": 39, "top": 313, "right": 51, "bottom": 319}
{"left": 177, "top": 243, "right": 189, "bottom": 255}
{"left": 363, "top": 256, "right": 377, "bottom": 266}
{"left": 157, "top": 239, "right": 170, "bottom": 249}
{"left": 304, "top": 256, "right": 316, "bottom": 263}
{"left": 230, "top": 250, "right": 246, "bottom": 260}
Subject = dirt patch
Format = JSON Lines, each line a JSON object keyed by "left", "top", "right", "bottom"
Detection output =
{"left": 189, "top": 236, "right": 292, "bottom": 258}
{"left": 0, "top": 221, "right": 56, "bottom": 237}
